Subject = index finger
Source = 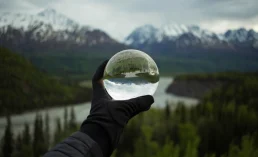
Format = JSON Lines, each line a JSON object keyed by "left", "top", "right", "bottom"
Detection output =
{"left": 92, "top": 60, "right": 111, "bottom": 102}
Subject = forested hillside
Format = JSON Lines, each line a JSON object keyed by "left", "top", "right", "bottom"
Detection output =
{"left": 166, "top": 72, "right": 258, "bottom": 98}
{"left": 2, "top": 72, "right": 258, "bottom": 157}
{"left": 115, "top": 73, "right": 258, "bottom": 157}
{"left": 0, "top": 48, "right": 91, "bottom": 115}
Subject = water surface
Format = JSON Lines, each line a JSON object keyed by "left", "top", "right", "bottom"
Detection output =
{"left": 0, "top": 77, "right": 198, "bottom": 138}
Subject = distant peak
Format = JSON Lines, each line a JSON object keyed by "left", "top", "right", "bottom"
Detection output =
{"left": 142, "top": 24, "right": 156, "bottom": 28}
{"left": 135, "top": 24, "right": 158, "bottom": 32}
{"left": 238, "top": 28, "right": 247, "bottom": 31}
{"left": 43, "top": 8, "right": 56, "bottom": 13}
{"left": 188, "top": 25, "right": 200, "bottom": 30}
{"left": 38, "top": 8, "right": 57, "bottom": 16}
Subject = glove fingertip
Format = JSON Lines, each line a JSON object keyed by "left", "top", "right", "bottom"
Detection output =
{"left": 133, "top": 95, "right": 154, "bottom": 111}
{"left": 92, "top": 59, "right": 109, "bottom": 82}
{"left": 140, "top": 95, "right": 154, "bottom": 105}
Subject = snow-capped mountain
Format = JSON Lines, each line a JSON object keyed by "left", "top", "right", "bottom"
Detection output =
{"left": 224, "top": 28, "right": 258, "bottom": 50}
{"left": 125, "top": 24, "right": 222, "bottom": 45}
{"left": 37, "top": 8, "right": 80, "bottom": 30}
{"left": 1, "top": 8, "right": 258, "bottom": 54}
{"left": 159, "top": 24, "right": 220, "bottom": 41}
{"left": 0, "top": 8, "right": 84, "bottom": 31}
{"left": 125, "top": 25, "right": 159, "bottom": 46}
{"left": 0, "top": 8, "right": 126, "bottom": 53}
{"left": 125, "top": 24, "right": 258, "bottom": 53}
{"left": 224, "top": 28, "right": 258, "bottom": 43}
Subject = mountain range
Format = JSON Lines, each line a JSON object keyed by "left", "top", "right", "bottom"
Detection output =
{"left": 1, "top": 8, "right": 258, "bottom": 77}
{"left": 0, "top": 8, "right": 258, "bottom": 54}
{"left": 125, "top": 25, "right": 258, "bottom": 54}
{"left": 0, "top": 8, "right": 126, "bottom": 53}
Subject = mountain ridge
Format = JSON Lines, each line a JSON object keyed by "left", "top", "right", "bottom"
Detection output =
{"left": 1, "top": 9, "right": 258, "bottom": 54}
{"left": 125, "top": 24, "right": 258, "bottom": 53}
{"left": 1, "top": 9, "right": 258, "bottom": 77}
{"left": 0, "top": 8, "right": 126, "bottom": 53}
{"left": 0, "top": 8, "right": 85, "bottom": 31}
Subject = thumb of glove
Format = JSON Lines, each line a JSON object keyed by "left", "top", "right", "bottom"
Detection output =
{"left": 120, "top": 95, "right": 154, "bottom": 119}
{"left": 108, "top": 95, "right": 154, "bottom": 127}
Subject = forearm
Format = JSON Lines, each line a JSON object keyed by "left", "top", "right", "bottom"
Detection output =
{"left": 81, "top": 123, "right": 112, "bottom": 157}
{"left": 43, "top": 131, "right": 103, "bottom": 157}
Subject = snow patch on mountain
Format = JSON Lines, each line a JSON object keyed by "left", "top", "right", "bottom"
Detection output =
{"left": 125, "top": 24, "right": 258, "bottom": 50}
{"left": 0, "top": 12, "right": 36, "bottom": 31}
{"left": 124, "top": 25, "right": 159, "bottom": 45}
{"left": 125, "top": 24, "right": 222, "bottom": 46}
{"left": 224, "top": 28, "right": 258, "bottom": 43}
{"left": 0, "top": 8, "right": 119, "bottom": 47}
{"left": 161, "top": 24, "right": 188, "bottom": 37}
{"left": 0, "top": 8, "right": 91, "bottom": 32}
{"left": 37, "top": 8, "right": 80, "bottom": 31}
{"left": 225, "top": 28, "right": 248, "bottom": 42}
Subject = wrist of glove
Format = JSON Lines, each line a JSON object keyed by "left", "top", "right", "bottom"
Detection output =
{"left": 80, "top": 60, "right": 154, "bottom": 156}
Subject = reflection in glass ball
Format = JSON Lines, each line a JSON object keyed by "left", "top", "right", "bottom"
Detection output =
{"left": 103, "top": 49, "right": 159, "bottom": 100}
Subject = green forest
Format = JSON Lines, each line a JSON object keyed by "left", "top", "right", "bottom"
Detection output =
{"left": 0, "top": 107, "right": 79, "bottom": 157}
{"left": 1, "top": 72, "right": 258, "bottom": 157}
{"left": 0, "top": 47, "right": 92, "bottom": 115}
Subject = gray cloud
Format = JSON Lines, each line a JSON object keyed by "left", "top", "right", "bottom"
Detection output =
{"left": 2, "top": 0, "right": 258, "bottom": 20}
{"left": 89, "top": 0, "right": 258, "bottom": 20}
{"left": 195, "top": 0, "right": 258, "bottom": 20}
{"left": 0, "top": 0, "right": 61, "bottom": 12}
{"left": 0, "top": 0, "right": 36, "bottom": 12}
{"left": 26, "top": 0, "right": 60, "bottom": 6}
{"left": 0, "top": 0, "right": 258, "bottom": 40}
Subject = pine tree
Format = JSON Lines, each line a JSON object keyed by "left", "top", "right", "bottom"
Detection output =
{"left": 15, "top": 134, "right": 22, "bottom": 152}
{"left": 176, "top": 103, "right": 187, "bottom": 123}
{"left": 33, "top": 114, "right": 47, "bottom": 157}
{"left": 178, "top": 123, "right": 200, "bottom": 157}
{"left": 21, "top": 123, "right": 33, "bottom": 157}
{"left": 69, "top": 107, "right": 77, "bottom": 130}
{"left": 223, "top": 134, "right": 258, "bottom": 157}
{"left": 12, "top": 133, "right": 22, "bottom": 157}
{"left": 44, "top": 112, "right": 50, "bottom": 149}
{"left": 39, "top": 114, "right": 47, "bottom": 155}
{"left": 165, "top": 101, "right": 170, "bottom": 120}
{"left": 0, "top": 147, "right": 1, "bottom": 157}
{"left": 132, "top": 126, "right": 159, "bottom": 157}
{"left": 33, "top": 114, "right": 39, "bottom": 157}
{"left": 22, "top": 123, "right": 30, "bottom": 145}
{"left": 154, "top": 139, "right": 180, "bottom": 157}
{"left": 64, "top": 107, "right": 68, "bottom": 130}
{"left": 1, "top": 115, "right": 14, "bottom": 157}
{"left": 53, "top": 118, "right": 62, "bottom": 145}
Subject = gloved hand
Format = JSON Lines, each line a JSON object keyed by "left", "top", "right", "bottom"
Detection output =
{"left": 80, "top": 60, "right": 154, "bottom": 156}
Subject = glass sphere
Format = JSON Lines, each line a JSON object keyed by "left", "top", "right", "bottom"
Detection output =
{"left": 103, "top": 49, "right": 159, "bottom": 100}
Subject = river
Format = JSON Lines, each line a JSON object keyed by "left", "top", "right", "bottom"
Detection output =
{"left": 0, "top": 77, "right": 198, "bottom": 138}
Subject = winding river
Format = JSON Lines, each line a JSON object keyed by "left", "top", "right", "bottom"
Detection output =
{"left": 0, "top": 77, "right": 198, "bottom": 138}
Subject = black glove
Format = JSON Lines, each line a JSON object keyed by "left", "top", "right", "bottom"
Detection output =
{"left": 80, "top": 60, "right": 154, "bottom": 156}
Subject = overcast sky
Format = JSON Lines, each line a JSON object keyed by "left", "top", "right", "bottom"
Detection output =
{"left": 1, "top": 0, "right": 258, "bottom": 41}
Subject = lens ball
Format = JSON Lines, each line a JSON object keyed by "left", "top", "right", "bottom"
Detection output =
{"left": 103, "top": 49, "right": 159, "bottom": 100}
